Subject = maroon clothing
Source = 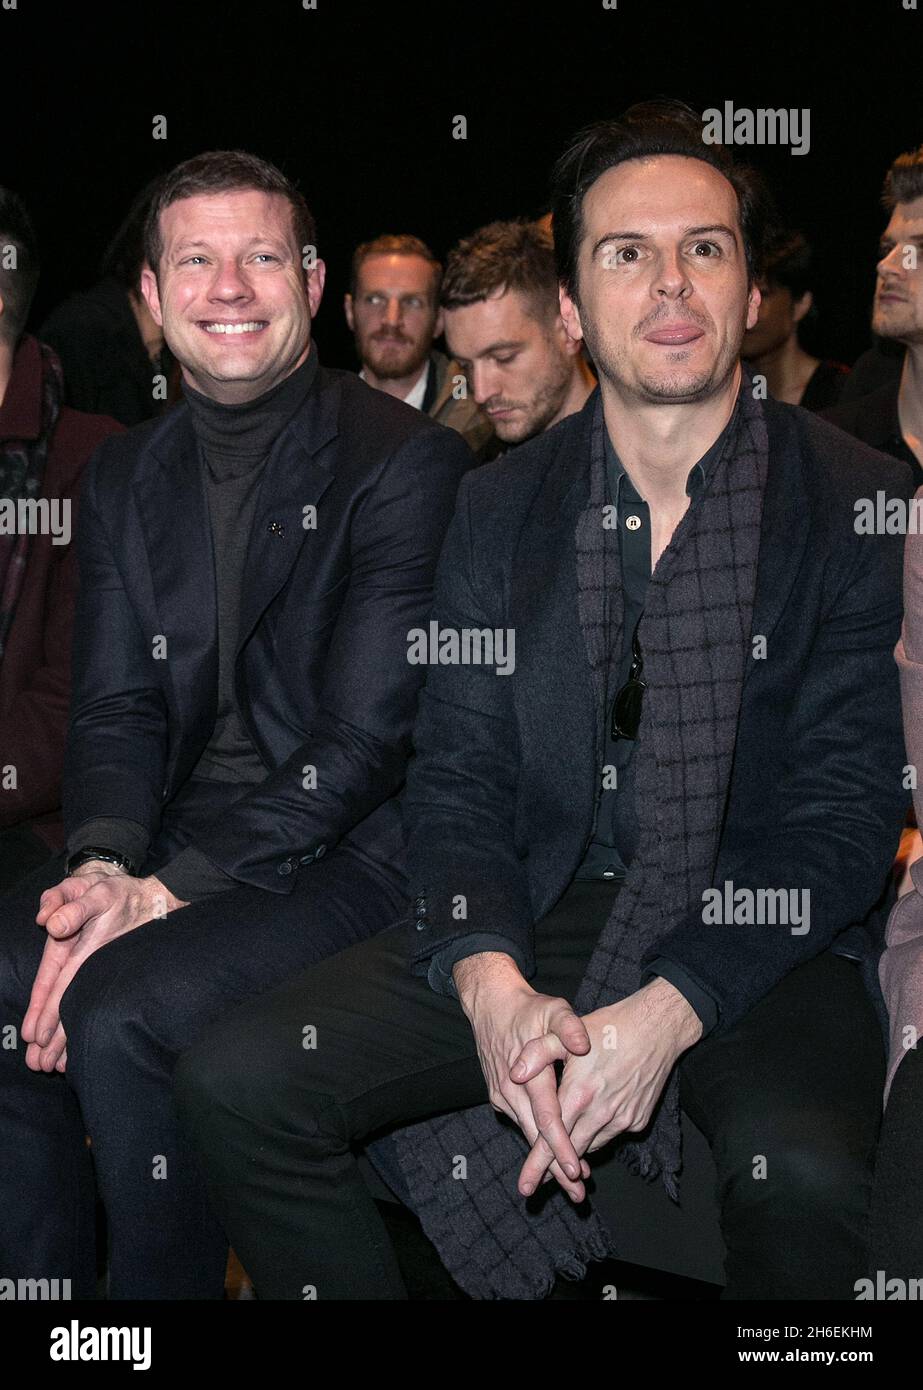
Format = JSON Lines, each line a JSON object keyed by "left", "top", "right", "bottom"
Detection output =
{"left": 0, "top": 334, "right": 123, "bottom": 847}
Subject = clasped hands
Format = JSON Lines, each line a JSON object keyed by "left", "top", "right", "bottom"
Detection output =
{"left": 20, "top": 863, "right": 187, "bottom": 1075}
{"left": 455, "top": 954, "right": 703, "bottom": 1203}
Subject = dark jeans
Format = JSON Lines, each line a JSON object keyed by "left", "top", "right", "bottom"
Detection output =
{"left": 175, "top": 879, "right": 885, "bottom": 1300}
{"left": 869, "top": 1047, "right": 923, "bottom": 1278}
{"left": 0, "top": 778, "right": 407, "bottom": 1299}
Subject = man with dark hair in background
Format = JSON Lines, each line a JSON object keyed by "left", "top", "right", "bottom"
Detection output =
{"left": 0, "top": 188, "right": 122, "bottom": 889}
{"left": 345, "top": 232, "right": 494, "bottom": 458}
{"left": 0, "top": 150, "right": 471, "bottom": 1298}
{"left": 742, "top": 229, "right": 850, "bottom": 410}
{"left": 40, "top": 179, "right": 178, "bottom": 426}
{"left": 441, "top": 218, "right": 596, "bottom": 446}
{"left": 826, "top": 144, "right": 923, "bottom": 484}
{"left": 175, "top": 102, "right": 910, "bottom": 1301}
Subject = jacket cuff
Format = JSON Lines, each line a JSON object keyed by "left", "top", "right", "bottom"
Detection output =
{"left": 427, "top": 932, "right": 530, "bottom": 999}
{"left": 642, "top": 955, "right": 720, "bottom": 1036}
{"left": 154, "top": 846, "right": 239, "bottom": 902}
{"left": 66, "top": 816, "right": 151, "bottom": 868}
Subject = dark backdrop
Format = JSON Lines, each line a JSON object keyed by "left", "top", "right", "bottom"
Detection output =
{"left": 2, "top": 0, "right": 920, "bottom": 370}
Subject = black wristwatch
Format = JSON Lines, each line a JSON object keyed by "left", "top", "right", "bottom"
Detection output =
{"left": 66, "top": 846, "right": 138, "bottom": 877}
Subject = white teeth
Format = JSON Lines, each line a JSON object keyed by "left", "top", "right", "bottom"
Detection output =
{"left": 204, "top": 321, "right": 266, "bottom": 334}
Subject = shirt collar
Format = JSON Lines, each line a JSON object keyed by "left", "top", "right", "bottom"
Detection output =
{"left": 402, "top": 360, "right": 430, "bottom": 411}
{"left": 605, "top": 403, "right": 737, "bottom": 504}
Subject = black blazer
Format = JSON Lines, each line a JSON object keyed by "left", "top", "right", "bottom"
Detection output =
{"left": 824, "top": 380, "right": 923, "bottom": 486}
{"left": 62, "top": 363, "right": 473, "bottom": 892}
{"left": 404, "top": 389, "right": 915, "bottom": 1035}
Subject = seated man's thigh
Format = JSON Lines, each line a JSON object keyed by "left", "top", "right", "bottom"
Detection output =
{"left": 59, "top": 847, "right": 406, "bottom": 1065}
{"left": 679, "top": 951, "right": 884, "bottom": 1187}
{"left": 176, "top": 880, "right": 617, "bottom": 1150}
{"left": 175, "top": 916, "right": 485, "bottom": 1147}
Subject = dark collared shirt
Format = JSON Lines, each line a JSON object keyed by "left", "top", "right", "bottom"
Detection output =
{"left": 575, "top": 429, "right": 710, "bottom": 880}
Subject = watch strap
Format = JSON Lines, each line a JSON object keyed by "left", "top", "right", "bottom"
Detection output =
{"left": 65, "top": 846, "right": 138, "bottom": 877}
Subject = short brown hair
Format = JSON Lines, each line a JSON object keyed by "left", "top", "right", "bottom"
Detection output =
{"left": 143, "top": 150, "right": 316, "bottom": 274}
{"left": 882, "top": 144, "right": 923, "bottom": 210}
{"left": 440, "top": 219, "right": 558, "bottom": 319}
{"left": 349, "top": 233, "right": 441, "bottom": 300}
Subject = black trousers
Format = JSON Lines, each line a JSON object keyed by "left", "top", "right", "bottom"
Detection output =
{"left": 869, "top": 1046, "right": 923, "bottom": 1278}
{"left": 175, "top": 880, "right": 886, "bottom": 1300}
{"left": 0, "top": 778, "right": 407, "bottom": 1299}
{"left": 0, "top": 824, "right": 55, "bottom": 893}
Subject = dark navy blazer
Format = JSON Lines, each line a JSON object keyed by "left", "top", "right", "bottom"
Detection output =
{"left": 404, "top": 388, "right": 915, "bottom": 1036}
{"left": 62, "top": 364, "right": 473, "bottom": 892}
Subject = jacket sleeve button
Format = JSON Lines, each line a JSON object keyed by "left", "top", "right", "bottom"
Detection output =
{"left": 277, "top": 860, "right": 294, "bottom": 876}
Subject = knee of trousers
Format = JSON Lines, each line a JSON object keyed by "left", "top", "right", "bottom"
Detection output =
{"left": 60, "top": 941, "right": 172, "bottom": 1074}
{"left": 174, "top": 1022, "right": 350, "bottom": 1158}
{"left": 714, "top": 1107, "right": 874, "bottom": 1215}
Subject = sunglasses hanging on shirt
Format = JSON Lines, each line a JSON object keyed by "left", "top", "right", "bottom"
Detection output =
{"left": 610, "top": 616, "right": 646, "bottom": 741}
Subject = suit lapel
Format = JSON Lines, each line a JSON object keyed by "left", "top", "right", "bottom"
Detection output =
{"left": 747, "top": 398, "right": 811, "bottom": 684}
{"left": 235, "top": 368, "right": 339, "bottom": 654}
{"left": 515, "top": 396, "right": 601, "bottom": 817}
{"left": 137, "top": 408, "right": 218, "bottom": 734}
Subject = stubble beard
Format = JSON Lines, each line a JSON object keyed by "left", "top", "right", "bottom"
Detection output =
{"left": 364, "top": 335, "right": 429, "bottom": 381}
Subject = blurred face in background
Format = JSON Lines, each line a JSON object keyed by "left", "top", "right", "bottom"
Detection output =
{"left": 345, "top": 253, "right": 442, "bottom": 381}
{"left": 743, "top": 279, "right": 812, "bottom": 358}
{"left": 873, "top": 197, "right": 923, "bottom": 346}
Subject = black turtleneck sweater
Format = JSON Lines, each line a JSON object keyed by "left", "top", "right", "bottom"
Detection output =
{"left": 67, "top": 346, "right": 319, "bottom": 901}
{"left": 185, "top": 347, "right": 318, "bottom": 787}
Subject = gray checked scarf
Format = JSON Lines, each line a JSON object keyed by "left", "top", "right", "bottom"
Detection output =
{"left": 391, "top": 377, "right": 770, "bottom": 1299}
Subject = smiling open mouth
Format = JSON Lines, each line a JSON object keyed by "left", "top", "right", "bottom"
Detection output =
{"left": 200, "top": 321, "right": 269, "bottom": 335}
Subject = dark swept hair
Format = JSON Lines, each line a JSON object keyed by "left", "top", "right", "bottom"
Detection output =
{"left": 882, "top": 144, "right": 923, "bottom": 210}
{"left": 549, "top": 98, "right": 769, "bottom": 301}
{"left": 440, "top": 219, "right": 559, "bottom": 319}
{"left": 143, "top": 150, "right": 316, "bottom": 274}
{"left": 759, "top": 229, "right": 814, "bottom": 300}
{"left": 102, "top": 177, "right": 165, "bottom": 289}
{"left": 349, "top": 233, "right": 441, "bottom": 300}
{"left": 0, "top": 187, "right": 40, "bottom": 347}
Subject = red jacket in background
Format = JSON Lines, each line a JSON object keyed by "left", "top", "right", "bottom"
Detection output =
{"left": 0, "top": 333, "right": 124, "bottom": 848}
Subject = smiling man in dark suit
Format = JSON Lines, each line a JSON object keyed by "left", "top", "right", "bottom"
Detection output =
{"left": 175, "top": 104, "right": 914, "bottom": 1302}
{"left": 0, "top": 149, "right": 472, "bottom": 1299}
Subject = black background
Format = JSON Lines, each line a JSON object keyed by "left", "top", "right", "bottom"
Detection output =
{"left": 3, "top": 0, "right": 920, "bottom": 369}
